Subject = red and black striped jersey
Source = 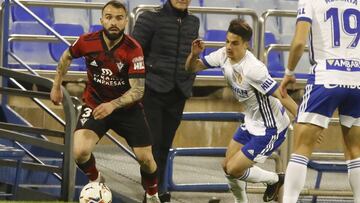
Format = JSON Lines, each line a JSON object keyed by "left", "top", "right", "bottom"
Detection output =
{"left": 69, "top": 31, "right": 145, "bottom": 109}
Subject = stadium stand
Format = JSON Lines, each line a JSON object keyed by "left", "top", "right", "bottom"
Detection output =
{"left": 9, "top": 21, "right": 56, "bottom": 69}
{"left": 51, "top": 0, "right": 89, "bottom": 32}
{"left": 1, "top": 1, "right": 355, "bottom": 202}
{"left": 48, "top": 23, "right": 85, "bottom": 71}
{"left": 11, "top": 4, "right": 53, "bottom": 25}
{"left": 202, "top": 29, "right": 226, "bottom": 56}
{"left": 203, "top": 0, "right": 240, "bottom": 31}
{"left": 265, "top": 31, "right": 284, "bottom": 72}
{"left": 241, "top": 0, "right": 280, "bottom": 36}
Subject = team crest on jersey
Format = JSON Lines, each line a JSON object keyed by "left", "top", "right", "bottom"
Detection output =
{"left": 116, "top": 61, "right": 125, "bottom": 72}
{"left": 132, "top": 56, "right": 145, "bottom": 70}
{"left": 233, "top": 71, "right": 242, "bottom": 84}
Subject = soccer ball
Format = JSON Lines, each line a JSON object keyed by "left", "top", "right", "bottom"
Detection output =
{"left": 79, "top": 182, "right": 112, "bottom": 203}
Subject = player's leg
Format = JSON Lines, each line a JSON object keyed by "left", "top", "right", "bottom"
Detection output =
{"left": 133, "top": 145, "right": 159, "bottom": 202}
{"left": 283, "top": 84, "right": 343, "bottom": 203}
{"left": 342, "top": 126, "right": 360, "bottom": 203}
{"left": 223, "top": 141, "right": 246, "bottom": 203}
{"left": 114, "top": 104, "right": 160, "bottom": 202}
{"left": 226, "top": 127, "right": 287, "bottom": 202}
{"left": 339, "top": 89, "right": 360, "bottom": 203}
{"left": 283, "top": 123, "right": 322, "bottom": 202}
{"left": 73, "top": 105, "right": 107, "bottom": 182}
{"left": 222, "top": 126, "right": 248, "bottom": 203}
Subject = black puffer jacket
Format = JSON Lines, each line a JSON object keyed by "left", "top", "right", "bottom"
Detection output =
{"left": 131, "top": 1, "right": 200, "bottom": 98}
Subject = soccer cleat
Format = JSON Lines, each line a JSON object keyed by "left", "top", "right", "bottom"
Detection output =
{"left": 143, "top": 193, "right": 161, "bottom": 203}
{"left": 159, "top": 192, "right": 171, "bottom": 202}
{"left": 263, "top": 173, "right": 285, "bottom": 202}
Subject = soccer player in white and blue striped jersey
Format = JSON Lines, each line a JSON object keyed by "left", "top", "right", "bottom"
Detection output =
{"left": 280, "top": 0, "right": 360, "bottom": 202}
{"left": 185, "top": 19, "right": 298, "bottom": 202}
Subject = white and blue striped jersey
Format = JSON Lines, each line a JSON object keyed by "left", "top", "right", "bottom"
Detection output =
{"left": 202, "top": 48, "right": 290, "bottom": 135}
{"left": 297, "top": 0, "right": 360, "bottom": 85}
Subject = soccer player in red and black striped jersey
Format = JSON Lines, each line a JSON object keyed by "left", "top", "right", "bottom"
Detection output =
{"left": 50, "top": 1, "right": 160, "bottom": 202}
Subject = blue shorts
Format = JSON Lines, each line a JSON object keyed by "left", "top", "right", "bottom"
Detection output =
{"left": 297, "top": 84, "right": 360, "bottom": 128}
{"left": 233, "top": 125, "right": 287, "bottom": 163}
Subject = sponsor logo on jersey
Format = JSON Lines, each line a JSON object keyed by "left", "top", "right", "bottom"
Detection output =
{"left": 326, "top": 59, "right": 360, "bottom": 72}
{"left": 324, "top": 84, "right": 360, "bottom": 89}
{"left": 132, "top": 56, "right": 145, "bottom": 70}
{"left": 231, "top": 86, "right": 248, "bottom": 98}
{"left": 93, "top": 68, "right": 126, "bottom": 86}
{"left": 101, "top": 68, "right": 113, "bottom": 76}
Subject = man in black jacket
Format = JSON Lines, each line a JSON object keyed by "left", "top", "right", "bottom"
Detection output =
{"left": 132, "top": 0, "right": 199, "bottom": 202}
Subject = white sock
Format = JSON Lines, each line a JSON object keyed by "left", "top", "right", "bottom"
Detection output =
{"left": 283, "top": 153, "right": 309, "bottom": 203}
{"left": 348, "top": 157, "right": 360, "bottom": 203}
{"left": 239, "top": 165, "right": 278, "bottom": 184}
{"left": 226, "top": 174, "right": 248, "bottom": 203}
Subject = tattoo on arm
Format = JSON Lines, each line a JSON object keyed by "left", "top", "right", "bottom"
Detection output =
{"left": 57, "top": 49, "right": 72, "bottom": 76}
{"left": 111, "top": 78, "right": 145, "bottom": 108}
{"left": 53, "top": 49, "right": 73, "bottom": 87}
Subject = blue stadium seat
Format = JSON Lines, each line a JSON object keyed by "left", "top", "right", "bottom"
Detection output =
{"left": 89, "top": 24, "right": 103, "bottom": 33}
{"left": 9, "top": 21, "right": 56, "bottom": 69}
{"left": 198, "top": 29, "right": 226, "bottom": 77}
{"left": 241, "top": 0, "right": 280, "bottom": 36}
{"left": 48, "top": 23, "right": 85, "bottom": 71}
{"left": 202, "top": 30, "right": 227, "bottom": 56}
{"left": 11, "top": 5, "right": 53, "bottom": 25}
{"left": 203, "top": 0, "right": 240, "bottom": 31}
{"left": 265, "top": 32, "right": 284, "bottom": 72}
{"left": 53, "top": 0, "right": 88, "bottom": 32}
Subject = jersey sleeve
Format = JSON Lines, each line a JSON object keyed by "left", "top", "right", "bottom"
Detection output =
{"left": 297, "top": 0, "right": 313, "bottom": 24}
{"left": 128, "top": 46, "right": 145, "bottom": 78}
{"left": 245, "top": 63, "right": 278, "bottom": 96}
{"left": 200, "top": 47, "right": 225, "bottom": 69}
{"left": 69, "top": 36, "right": 84, "bottom": 58}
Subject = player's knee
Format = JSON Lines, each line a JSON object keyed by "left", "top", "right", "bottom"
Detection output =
{"left": 226, "top": 161, "right": 246, "bottom": 178}
{"left": 136, "top": 153, "right": 155, "bottom": 168}
{"left": 222, "top": 158, "right": 228, "bottom": 172}
{"left": 73, "top": 146, "right": 92, "bottom": 162}
{"left": 225, "top": 162, "right": 237, "bottom": 177}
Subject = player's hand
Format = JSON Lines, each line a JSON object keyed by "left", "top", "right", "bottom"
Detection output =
{"left": 50, "top": 86, "right": 63, "bottom": 105}
{"left": 280, "top": 75, "right": 296, "bottom": 98}
{"left": 191, "top": 39, "right": 205, "bottom": 57}
{"left": 93, "top": 102, "right": 115, "bottom": 120}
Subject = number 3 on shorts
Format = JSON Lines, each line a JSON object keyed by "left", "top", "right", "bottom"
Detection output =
{"left": 81, "top": 107, "right": 92, "bottom": 118}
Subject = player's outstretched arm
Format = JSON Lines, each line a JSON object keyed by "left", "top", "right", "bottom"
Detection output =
{"left": 185, "top": 39, "right": 207, "bottom": 73}
{"left": 280, "top": 21, "right": 311, "bottom": 97}
{"left": 50, "top": 49, "right": 73, "bottom": 105}
{"left": 272, "top": 88, "right": 298, "bottom": 118}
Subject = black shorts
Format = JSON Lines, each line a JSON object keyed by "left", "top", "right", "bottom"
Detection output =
{"left": 75, "top": 103, "right": 152, "bottom": 147}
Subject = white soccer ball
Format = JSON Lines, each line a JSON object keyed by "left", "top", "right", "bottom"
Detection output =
{"left": 79, "top": 182, "right": 112, "bottom": 203}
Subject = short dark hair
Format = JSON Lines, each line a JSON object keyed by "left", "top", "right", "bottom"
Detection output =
{"left": 227, "top": 19, "right": 252, "bottom": 42}
{"left": 102, "top": 0, "right": 127, "bottom": 15}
